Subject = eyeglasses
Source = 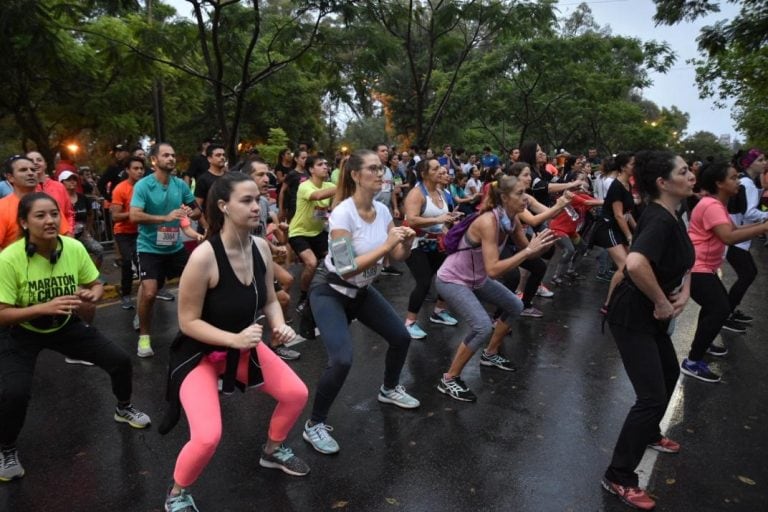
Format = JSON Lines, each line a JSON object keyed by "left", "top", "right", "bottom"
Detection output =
{"left": 4, "top": 154, "right": 26, "bottom": 166}
{"left": 363, "top": 165, "right": 385, "bottom": 175}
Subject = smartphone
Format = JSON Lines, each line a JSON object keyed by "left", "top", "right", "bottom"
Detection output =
{"left": 330, "top": 236, "right": 357, "bottom": 275}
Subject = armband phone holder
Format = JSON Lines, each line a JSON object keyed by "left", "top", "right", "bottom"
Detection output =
{"left": 330, "top": 236, "right": 357, "bottom": 274}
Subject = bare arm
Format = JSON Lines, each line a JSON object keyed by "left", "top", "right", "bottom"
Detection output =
{"left": 308, "top": 186, "right": 337, "bottom": 201}
{"left": 712, "top": 220, "right": 768, "bottom": 245}
{"left": 110, "top": 202, "right": 130, "bottom": 222}
{"left": 130, "top": 206, "right": 184, "bottom": 225}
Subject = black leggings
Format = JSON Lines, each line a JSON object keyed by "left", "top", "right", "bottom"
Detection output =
{"left": 405, "top": 248, "right": 446, "bottom": 314}
{"left": 114, "top": 233, "right": 138, "bottom": 298}
{"left": 726, "top": 245, "right": 757, "bottom": 311}
{"left": 0, "top": 319, "right": 133, "bottom": 446}
{"left": 689, "top": 272, "right": 730, "bottom": 361}
{"left": 605, "top": 323, "right": 679, "bottom": 487}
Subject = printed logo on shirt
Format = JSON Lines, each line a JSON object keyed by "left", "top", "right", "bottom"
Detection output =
{"left": 28, "top": 274, "right": 76, "bottom": 303}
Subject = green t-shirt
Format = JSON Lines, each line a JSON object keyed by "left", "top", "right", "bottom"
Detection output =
{"left": 0, "top": 237, "right": 99, "bottom": 333}
{"left": 130, "top": 173, "right": 196, "bottom": 254}
{"left": 330, "top": 168, "right": 341, "bottom": 185}
{"left": 288, "top": 180, "right": 335, "bottom": 238}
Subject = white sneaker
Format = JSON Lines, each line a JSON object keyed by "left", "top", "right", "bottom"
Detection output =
{"left": 377, "top": 384, "right": 420, "bottom": 409}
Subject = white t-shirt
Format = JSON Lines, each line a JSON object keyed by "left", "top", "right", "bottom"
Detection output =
{"left": 465, "top": 177, "right": 482, "bottom": 196}
{"left": 324, "top": 197, "right": 393, "bottom": 291}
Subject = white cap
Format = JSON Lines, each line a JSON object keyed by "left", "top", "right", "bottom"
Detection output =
{"left": 58, "top": 170, "right": 77, "bottom": 182}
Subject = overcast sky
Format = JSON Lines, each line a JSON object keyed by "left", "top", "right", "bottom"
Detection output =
{"left": 556, "top": 0, "right": 742, "bottom": 140}
{"left": 166, "top": 0, "right": 741, "bottom": 141}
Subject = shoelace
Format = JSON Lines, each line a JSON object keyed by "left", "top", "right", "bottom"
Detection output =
{"left": 272, "top": 445, "right": 295, "bottom": 462}
{"left": 1, "top": 449, "right": 18, "bottom": 468}
{"left": 309, "top": 423, "right": 334, "bottom": 440}
{"left": 167, "top": 490, "right": 198, "bottom": 512}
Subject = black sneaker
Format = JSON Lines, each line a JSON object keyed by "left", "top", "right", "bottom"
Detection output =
{"left": 721, "top": 319, "right": 747, "bottom": 333}
{"left": 259, "top": 444, "right": 310, "bottom": 476}
{"left": 0, "top": 446, "right": 25, "bottom": 481}
{"left": 706, "top": 344, "right": 729, "bottom": 357}
{"left": 380, "top": 266, "right": 403, "bottom": 276}
{"left": 479, "top": 351, "right": 517, "bottom": 372}
{"left": 730, "top": 310, "right": 753, "bottom": 323}
{"left": 437, "top": 375, "right": 477, "bottom": 402}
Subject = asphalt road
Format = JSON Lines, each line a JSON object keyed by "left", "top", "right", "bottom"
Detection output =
{"left": 1, "top": 245, "right": 766, "bottom": 512}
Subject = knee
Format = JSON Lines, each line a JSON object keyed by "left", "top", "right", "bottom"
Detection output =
{"left": 468, "top": 322, "right": 493, "bottom": 350}
{"left": 192, "top": 426, "right": 222, "bottom": 455}
{"left": 328, "top": 350, "right": 353, "bottom": 374}
{"left": 285, "top": 381, "right": 309, "bottom": 407}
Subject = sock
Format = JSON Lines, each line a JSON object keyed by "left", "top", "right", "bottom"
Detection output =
{"left": 138, "top": 334, "right": 151, "bottom": 344}
{"left": 405, "top": 319, "right": 414, "bottom": 326}
{"left": 434, "top": 307, "right": 445, "bottom": 314}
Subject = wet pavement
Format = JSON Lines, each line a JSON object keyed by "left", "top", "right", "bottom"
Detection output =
{"left": 2, "top": 245, "right": 767, "bottom": 512}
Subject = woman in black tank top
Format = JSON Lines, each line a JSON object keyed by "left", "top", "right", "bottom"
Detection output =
{"left": 161, "top": 174, "right": 310, "bottom": 511}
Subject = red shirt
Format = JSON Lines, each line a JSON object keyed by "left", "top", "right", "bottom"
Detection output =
{"left": 549, "top": 193, "right": 594, "bottom": 237}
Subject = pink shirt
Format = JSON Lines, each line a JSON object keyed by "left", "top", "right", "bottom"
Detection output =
{"left": 688, "top": 196, "right": 731, "bottom": 273}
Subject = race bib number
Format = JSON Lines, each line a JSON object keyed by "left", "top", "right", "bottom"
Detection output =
{"left": 156, "top": 226, "right": 179, "bottom": 246}
{"left": 313, "top": 207, "right": 329, "bottom": 221}
{"left": 382, "top": 179, "right": 393, "bottom": 192}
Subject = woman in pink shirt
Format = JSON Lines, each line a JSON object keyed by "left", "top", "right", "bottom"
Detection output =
{"left": 683, "top": 161, "right": 768, "bottom": 383}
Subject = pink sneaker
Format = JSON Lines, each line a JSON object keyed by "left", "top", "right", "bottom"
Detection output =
{"left": 601, "top": 478, "right": 656, "bottom": 510}
{"left": 648, "top": 436, "right": 680, "bottom": 454}
{"left": 520, "top": 307, "right": 543, "bottom": 318}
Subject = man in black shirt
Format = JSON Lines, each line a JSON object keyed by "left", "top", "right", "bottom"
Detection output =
{"left": 186, "top": 138, "right": 212, "bottom": 181}
{"left": 98, "top": 144, "right": 130, "bottom": 202}
{"left": 194, "top": 143, "right": 227, "bottom": 232}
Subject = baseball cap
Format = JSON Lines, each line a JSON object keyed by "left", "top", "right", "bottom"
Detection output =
{"left": 58, "top": 170, "right": 78, "bottom": 181}
{"left": 112, "top": 144, "right": 129, "bottom": 153}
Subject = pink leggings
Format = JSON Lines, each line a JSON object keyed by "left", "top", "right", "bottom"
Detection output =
{"left": 173, "top": 342, "right": 308, "bottom": 487}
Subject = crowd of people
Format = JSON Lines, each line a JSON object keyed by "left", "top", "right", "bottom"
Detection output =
{"left": 0, "top": 139, "right": 766, "bottom": 511}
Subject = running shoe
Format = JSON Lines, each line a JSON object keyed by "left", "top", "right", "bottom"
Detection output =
{"left": 114, "top": 403, "right": 151, "bottom": 429}
{"left": 156, "top": 290, "right": 175, "bottom": 301}
{"left": 721, "top": 319, "right": 747, "bottom": 333}
{"left": 377, "top": 384, "right": 420, "bottom": 409}
{"left": 302, "top": 421, "right": 340, "bottom": 454}
{"left": 0, "top": 447, "right": 24, "bottom": 482}
{"left": 565, "top": 270, "right": 586, "bottom": 281}
{"left": 137, "top": 337, "right": 154, "bottom": 358}
{"left": 648, "top": 436, "right": 680, "bottom": 454}
{"left": 520, "top": 307, "right": 543, "bottom": 318}
{"left": 437, "top": 375, "right": 477, "bottom": 402}
{"left": 595, "top": 272, "right": 612, "bottom": 283}
{"left": 706, "top": 344, "right": 729, "bottom": 357}
{"left": 680, "top": 358, "right": 721, "bottom": 383}
{"left": 536, "top": 285, "right": 554, "bottom": 298}
{"left": 730, "top": 310, "right": 753, "bottom": 323}
{"left": 164, "top": 488, "right": 199, "bottom": 512}
{"left": 480, "top": 351, "right": 517, "bottom": 372}
{"left": 601, "top": 477, "right": 656, "bottom": 510}
{"left": 64, "top": 358, "right": 94, "bottom": 366}
{"left": 380, "top": 266, "right": 403, "bottom": 276}
{"left": 406, "top": 322, "right": 427, "bottom": 340}
{"left": 259, "top": 444, "right": 310, "bottom": 476}
{"left": 429, "top": 310, "right": 458, "bottom": 326}
{"left": 550, "top": 276, "right": 565, "bottom": 286}
{"left": 121, "top": 296, "right": 134, "bottom": 310}
{"left": 274, "top": 345, "right": 301, "bottom": 361}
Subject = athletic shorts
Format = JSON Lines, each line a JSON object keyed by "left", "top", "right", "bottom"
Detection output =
{"left": 289, "top": 232, "right": 328, "bottom": 259}
{"left": 138, "top": 249, "right": 189, "bottom": 288}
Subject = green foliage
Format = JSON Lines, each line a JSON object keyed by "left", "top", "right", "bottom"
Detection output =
{"left": 679, "top": 130, "right": 732, "bottom": 161}
{"left": 255, "top": 128, "right": 290, "bottom": 166}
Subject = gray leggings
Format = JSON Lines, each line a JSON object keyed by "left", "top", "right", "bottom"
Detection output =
{"left": 435, "top": 277, "right": 523, "bottom": 352}
{"left": 554, "top": 235, "right": 585, "bottom": 277}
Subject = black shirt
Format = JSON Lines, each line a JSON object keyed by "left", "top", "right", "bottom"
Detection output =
{"left": 602, "top": 179, "right": 634, "bottom": 231}
{"left": 98, "top": 164, "right": 125, "bottom": 201}
{"left": 284, "top": 169, "right": 308, "bottom": 215}
{"left": 608, "top": 203, "right": 695, "bottom": 334}
{"left": 195, "top": 170, "right": 225, "bottom": 215}
{"left": 187, "top": 154, "right": 209, "bottom": 180}
{"left": 71, "top": 193, "right": 91, "bottom": 237}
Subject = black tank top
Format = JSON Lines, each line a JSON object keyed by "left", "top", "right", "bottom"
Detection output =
{"left": 202, "top": 234, "right": 268, "bottom": 332}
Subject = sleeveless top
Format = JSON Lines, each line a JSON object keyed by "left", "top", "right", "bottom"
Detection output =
{"left": 410, "top": 182, "right": 450, "bottom": 251}
{"left": 437, "top": 208, "right": 510, "bottom": 289}
{"left": 159, "top": 234, "right": 268, "bottom": 435}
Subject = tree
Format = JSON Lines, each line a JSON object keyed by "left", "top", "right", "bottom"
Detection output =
{"left": 653, "top": 0, "right": 768, "bottom": 144}
{"left": 679, "top": 130, "right": 731, "bottom": 161}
